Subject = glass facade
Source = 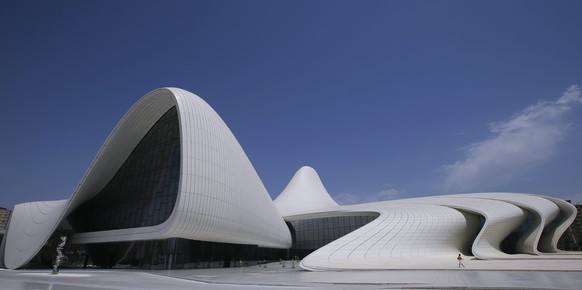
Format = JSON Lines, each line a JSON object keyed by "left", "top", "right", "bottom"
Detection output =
{"left": 287, "top": 213, "right": 379, "bottom": 257}
{"left": 59, "top": 238, "right": 286, "bottom": 270}
{"left": 24, "top": 220, "right": 88, "bottom": 269}
{"left": 69, "top": 107, "right": 181, "bottom": 232}
{"left": 85, "top": 238, "right": 284, "bottom": 269}
{"left": 25, "top": 229, "right": 285, "bottom": 269}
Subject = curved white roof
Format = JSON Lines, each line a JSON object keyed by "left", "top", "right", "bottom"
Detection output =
{"left": 3, "top": 88, "right": 291, "bottom": 269}
{"left": 300, "top": 192, "right": 579, "bottom": 271}
{"left": 274, "top": 166, "right": 339, "bottom": 216}
{"left": 458, "top": 192, "right": 559, "bottom": 255}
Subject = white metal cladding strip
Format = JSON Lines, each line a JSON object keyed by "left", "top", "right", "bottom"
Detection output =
{"left": 538, "top": 196, "right": 577, "bottom": 253}
{"left": 458, "top": 193, "right": 560, "bottom": 255}
{"left": 163, "top": 88, "right": 291, "bottom": 248}
{"left": 168, "top": 89, "right": 197, "bottom": 237}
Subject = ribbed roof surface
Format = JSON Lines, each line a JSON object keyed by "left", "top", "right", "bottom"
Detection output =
{"left": 2, "top": 88, "right": 292, "bottom": 269}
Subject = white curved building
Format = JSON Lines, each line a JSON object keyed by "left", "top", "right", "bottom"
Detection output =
{"left": 1, "top": 88, "right": 291, "bottom": 270}
{"left": 1, "top": 88, "right": 579, "bottom": 271}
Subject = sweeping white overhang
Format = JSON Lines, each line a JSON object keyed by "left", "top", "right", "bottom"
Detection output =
{"left": 2, "top": 88, "right": 291, "bottom": 269}
{"left": 273, "top": 167, "right": 579, "bottom": 271}
{"left": 297, "top": 193, "right": 579, "bottom": 270}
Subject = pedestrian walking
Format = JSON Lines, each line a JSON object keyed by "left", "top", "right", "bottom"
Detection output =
{"left": 457, "top": 254, "right": 465, "bottom": 268}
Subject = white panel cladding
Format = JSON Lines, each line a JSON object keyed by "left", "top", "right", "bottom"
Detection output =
{"left": 3, "top": 200, "right": 68, "bottom": 269}
{"left": 268, "top": 167, "right": 580, "bottom": 271}
{"left": 2, "top": 87, "right": 578, "bottom": 270}
{"left": 538, "top": 196, "right": 578, "bottom": 253}
{"left": 299, "top": 204, "right": 478, "bottom": 271}
{"left": 421, "top": 197, "right": 527, "bottom": 259}
{"left": 274, "top": 166, "right": 339, "bottom": 216}
{"left": 73, "top": 88, "right": 291, "bottom": 248}
{"left": 298, "top": 192, "right": 578, "bottom": 271}
{"left": 168, "top": 88, "right": 291, "bottom": 248}
{"left": 457, "top": 192, "right": 560, "bottom": 254}
{"left": 3, "top": 88, "right": 291, "bottom": 269}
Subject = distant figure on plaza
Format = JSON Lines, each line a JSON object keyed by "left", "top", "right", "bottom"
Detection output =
{"left": 457, "top": 254, "right": 465, "bottom": 268}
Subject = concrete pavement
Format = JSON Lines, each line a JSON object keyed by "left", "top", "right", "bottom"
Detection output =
{"left": 1, "top": 258, "right": 582, "bottom": 289}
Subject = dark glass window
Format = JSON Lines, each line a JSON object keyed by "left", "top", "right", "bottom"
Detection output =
{"left": 69, "top": 107, "right": 181, "bottom": 232}
{"left": 82, "top": 237, "right": 284, "bottom": 269}
{"left": 289, "top": 213, "right": 379, "bottom": 250}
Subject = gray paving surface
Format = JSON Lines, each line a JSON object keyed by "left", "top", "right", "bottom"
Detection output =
{"left": 2, "top": 260, "right": 582, "bottom": 289}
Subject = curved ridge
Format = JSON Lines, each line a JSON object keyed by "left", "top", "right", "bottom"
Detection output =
{"left": 538, "top": 196, "right": 577, "bottom": 253}
{"left": 458, "top": 192, "right": 560, "bottom": 255}
{"left": 3, "top": 88, "right": 292, "bottom": 269}
{"left": 3, "top": 200, "right": 68, "bottom": 269}
{"left": 299, "top": 192, "right": 579, "bottom": 270}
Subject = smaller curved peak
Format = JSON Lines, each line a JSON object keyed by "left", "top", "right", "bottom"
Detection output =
{"left": 274, "top": 166, "right": 339, "bottom": 217}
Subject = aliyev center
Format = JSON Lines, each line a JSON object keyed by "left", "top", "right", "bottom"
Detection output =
{"left": 1, "top": 88, "right": 580, "bottom": 271}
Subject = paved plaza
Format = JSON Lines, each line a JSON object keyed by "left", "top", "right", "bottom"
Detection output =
{"left": 2, "top": 259, "right": 582, "bottom": 289}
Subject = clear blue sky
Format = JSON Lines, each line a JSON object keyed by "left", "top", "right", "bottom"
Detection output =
{"left": 1, "top": 0, "right": 581, "bottom": 210}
